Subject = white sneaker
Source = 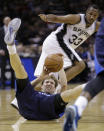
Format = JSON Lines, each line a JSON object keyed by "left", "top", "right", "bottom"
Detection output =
{"left": 11, "top": 98, "right": 19, "bottom": 110}
{"left": 4, "top": 18, "right": 21, "bottom": 45}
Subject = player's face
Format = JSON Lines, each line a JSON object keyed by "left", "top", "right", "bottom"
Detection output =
{"left": 86, "top": 7, "right": 99, "bottom": 25}
{"left": 42, "top": 78, "right": 56, "bottom": 94}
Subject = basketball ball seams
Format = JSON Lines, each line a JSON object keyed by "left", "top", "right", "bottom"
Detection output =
{"left": 45, "top": 58, "right": 63, "bottom": 66}
{"left": 44, "top": 54, "right": 63, "bottom": 72}
{"left": 46, "top": 57, "right": 62, "bottom": 63}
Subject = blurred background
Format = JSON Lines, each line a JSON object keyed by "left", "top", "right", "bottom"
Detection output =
{"left": 0, "top": 0, "right": 104, "bottom": 89}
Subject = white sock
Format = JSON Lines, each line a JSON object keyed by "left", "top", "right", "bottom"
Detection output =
{"left": 7, "top": 45, "right": 17, "bottom": 54}
{"left": 74, "top": 96, "right": 88, "bottom": 116}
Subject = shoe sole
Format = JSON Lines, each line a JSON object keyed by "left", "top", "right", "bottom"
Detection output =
{"left": 4, "top": 18, "right": 21, "bottom": 44}
{"left": 63, "top": 106, "right": 77, "bottom": 131}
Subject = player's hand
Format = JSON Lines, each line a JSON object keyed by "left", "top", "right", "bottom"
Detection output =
{"left": 38, "top": 14, "right": 47, "bottom": 22}
{"left": 41, "top": 66, "right": 51, "bottom": 77}
{"left": 49, "top": 74, "right": 58, "bottom": 82}
{"left": 43, "top": 66, "right": 51, "bottom": 74}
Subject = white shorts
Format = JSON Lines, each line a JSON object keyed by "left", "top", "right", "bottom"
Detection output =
{"left": 34, "top": 33, "right": 82, "bottom": 76}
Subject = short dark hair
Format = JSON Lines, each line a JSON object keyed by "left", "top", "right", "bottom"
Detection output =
{"left": 87, "top": 4, "right": 99, "bottom": 11}
{"left": 42, "top": 76, "right": 58, "bottom": 88}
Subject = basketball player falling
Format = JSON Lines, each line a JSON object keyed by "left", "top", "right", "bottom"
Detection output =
{"left": 4, "top": 18, "right": 84, "bottom": 120}
{"left": 12, "top": 4, "right": 100, "bottom": 108}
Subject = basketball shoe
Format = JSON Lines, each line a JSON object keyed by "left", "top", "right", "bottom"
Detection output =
{"left": 4, "top": 18, "right": 21, "bottom": 45}
{"left": 63, "top": 105, "right": 80, "bottom": 131}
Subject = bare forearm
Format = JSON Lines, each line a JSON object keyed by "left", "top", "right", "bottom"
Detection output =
{"left": 46, "top": 14, "right": 59, "bottom": 23}
{"left": 39, "top": 14, "right": 58, "bottom": 23}
{"left": 39, "top": 14, "right": 80, "bottom": 24}
{"left": 65, "top": 61, "right": 85, "bottom": 82}
{"left": 59, "top": 68, "right": 67, "bottom": 92}
{"left": 31, "top": 74, "right": 50, "bottom": 87}
{"left": 31, "top": 76, "right": 44, "bottom": 87}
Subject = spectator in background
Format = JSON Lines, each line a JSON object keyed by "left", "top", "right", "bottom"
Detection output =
{"left": 0, "top": 17, "right": 14, "bottom": 88}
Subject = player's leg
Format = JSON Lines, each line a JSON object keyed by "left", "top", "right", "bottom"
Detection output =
{"left": 9, "top": 53, "right": 27, "bottom": 79}
{"left": 64, "top": 47, "right": 85, "bottom": 82}
{"left": 4, "top": 18, "right": 27, "bottom": 79}
{"left": 63, "top": 73, "right": 104, "bottom": 131}
{"left": 65, "top": 60, "right": 85, "bottom": 82}
{"left": 62, "top": 83, "right": 87, "bottom": 131}
{"left": 60, "top": 83, "right": 86, "bottom": 103}
{"left": 5, "top": 18, "right": 28, "bottom": 110}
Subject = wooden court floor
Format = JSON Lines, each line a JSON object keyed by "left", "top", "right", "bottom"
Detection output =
{"left": 0, "top": 85, "right": 104, "bottom": 131}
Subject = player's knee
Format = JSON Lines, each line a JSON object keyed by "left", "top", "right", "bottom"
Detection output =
{"left": 81, "top": 91, "right": 92, "bottom": 101}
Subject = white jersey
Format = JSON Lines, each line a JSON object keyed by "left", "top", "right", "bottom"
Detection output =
{"left": 53, "top": 14, "right": 96, "bottom": 49}
{"left": 34, "top": 14, "right": 96, "bottom": 76}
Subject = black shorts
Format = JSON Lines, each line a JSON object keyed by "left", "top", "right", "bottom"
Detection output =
{"left": 54, "top": 94, "right": 68, "bottom": 114}
{"left": 84, "top": 72, "right": 104, "bottom": 98}
{"left": 16, "top": 77, "right": 29, "bottom": 94}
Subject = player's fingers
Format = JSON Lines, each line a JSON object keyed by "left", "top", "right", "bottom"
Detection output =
{"left": 56, "top": 53, "right": 63, "bottom": 57}
{"left": 44, "top": 66, "right": 50, "bottom": 74}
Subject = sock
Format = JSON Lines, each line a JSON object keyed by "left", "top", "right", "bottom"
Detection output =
{"left": 7, "top": 45, "right": 17, "bottom": 54}
{"left": 74, "top": 96, "right": 88, "bottom": 116}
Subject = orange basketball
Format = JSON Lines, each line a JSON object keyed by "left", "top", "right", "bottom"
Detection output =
{"left": 44, "top": 53, "right": 63, "bottom": 72}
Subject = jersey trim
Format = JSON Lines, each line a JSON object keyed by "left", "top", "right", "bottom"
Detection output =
{"left": 56, "top": 24, "right": 79, "bottom": 64}
{"left": 67, "top": 14, "right": 81, "bottom": 25}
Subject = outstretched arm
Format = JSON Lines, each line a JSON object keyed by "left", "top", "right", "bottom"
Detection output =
{"left": 39, "top": 14, "right": 81, "bottom": 24}
{"left": 31, "top": 75, "right": 49, "bottom": 87}
{"left": 31, "top": 66, "right": 51, "bottom": 88}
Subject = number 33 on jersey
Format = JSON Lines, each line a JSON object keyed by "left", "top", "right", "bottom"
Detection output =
{"left": 55, "top": 14, "right": 96, "bottom": 49}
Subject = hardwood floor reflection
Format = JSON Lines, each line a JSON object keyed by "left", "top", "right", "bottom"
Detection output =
{"left": 0, "top": 86, "right": 104, "bottom": 131}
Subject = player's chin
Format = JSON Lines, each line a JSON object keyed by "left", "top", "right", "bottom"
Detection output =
{"left": 89, "top": 20, "right": 94, "bottom": 24}
{"left": 45, "top": 88, "right": 51, "bottom": 92}
{"left": 46, "top": 90, "right": 51, "bottom": 94}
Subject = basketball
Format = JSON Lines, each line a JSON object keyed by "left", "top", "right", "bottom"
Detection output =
{"left": 44, "top": 53, "right": 63, "bottom": 72}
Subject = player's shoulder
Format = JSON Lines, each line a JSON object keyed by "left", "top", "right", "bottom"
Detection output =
{"left": 75, "top": 14, "right": 85, "bottom": 25}
{"left": 77, "top": 14, "right": 85, "bottom": 23}
{"left": 69, "top": 14, "right": 83, "bottom": 25}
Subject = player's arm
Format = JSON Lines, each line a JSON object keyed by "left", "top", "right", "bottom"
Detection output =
{"left": 58, "top": 68, "right": 67, "bottom": 92}
{"left": 38, "top": 14, "right": 81, "bottom": 24}
{"left": 31, "top": 66, "right": 50, "bottom": 88}
{"left": 31, "top": 76, "right": 46, "bottom": 87}
{"left": 95, "top": 21, "right": 100, "bottom": 32}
